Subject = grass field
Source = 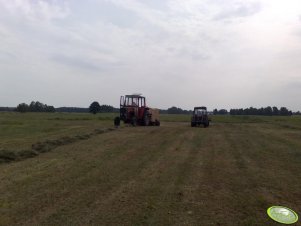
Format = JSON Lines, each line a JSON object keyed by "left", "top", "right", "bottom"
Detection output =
{"left": 1, "top": 113, "right": 301, "bottom": 225}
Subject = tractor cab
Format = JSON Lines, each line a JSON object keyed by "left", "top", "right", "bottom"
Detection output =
{"left": 120, "top": 95, "right": 148, "bottom": 125}
{"left": 121, "top": 95, "right": 146, "bottom": 108}
{"left": 195, "top": 107, "right": 207, "bottom": 116}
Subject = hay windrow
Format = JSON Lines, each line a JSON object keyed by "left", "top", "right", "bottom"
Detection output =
{"left": 0, "top": 149, "right": 38, "bottom": 163}
{"left": 0, "top": 127, "right": 116, "bottom": 164}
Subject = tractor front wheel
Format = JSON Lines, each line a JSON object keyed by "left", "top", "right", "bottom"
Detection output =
{"left": 114, "top": 116, "right": 120, "bottom": 127}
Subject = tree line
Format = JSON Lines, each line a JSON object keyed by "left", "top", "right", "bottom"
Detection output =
{"left": 230, "top": 106, "right": 292, "bottom": 116}
{"left": 1, "top": 101, "right": 299, "bottom": 116}
{"left": 213, "top": 106, "right": 293, "bottom": 116}
{"left": 12, "top": 101, "right": 118, "bottom": 113}
{"left": 160, "top": 106, "right": 192, "bottom": 114}
{"left": 16, "top": 101, "right": 55, "bottom": 113}
{"left": 0, "top": 107, "right": 15, "bottom": 112}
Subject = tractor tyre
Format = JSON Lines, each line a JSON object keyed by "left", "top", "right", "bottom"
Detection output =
{"left": 131, "top": 117, "right": 137, "bottom": 126}
{"left": 191, "top": 121, "right": 195, "bottom": 127}
{"left": 143, "top": 114, "right": 150, "bottom": 126}
{"left": 155, "top": 120, "right": 160, "bottom": 126}
{"left": 114, "top": 116, "right": 120, "bottom": 127}
{"left": 203, "top": 121, "right": 209, "bottom": 128}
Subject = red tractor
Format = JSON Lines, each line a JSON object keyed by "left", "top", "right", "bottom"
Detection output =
{"left": 114, "top": 94, "right": 160, "bottom": 126}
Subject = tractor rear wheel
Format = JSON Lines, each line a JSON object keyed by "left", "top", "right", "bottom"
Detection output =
{"left": 191, "top": 121, "right": 195, "bottom": 127}
{"left": 131, "top": 117, "right": 137, "bottom": 126}
{"left": 143, "top": 114, "right": 150, "bottom": 126}
{"left": 203, "top": 121, "right": 209, "bottom": 128}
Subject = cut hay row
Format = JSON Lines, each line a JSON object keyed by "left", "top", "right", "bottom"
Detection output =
{"left": 0, "top": 128, "right": 116, "bottom": 164}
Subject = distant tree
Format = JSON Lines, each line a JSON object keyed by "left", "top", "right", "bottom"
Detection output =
{"left": 230, "top": 106, "right": 292, "bottom": 116}
{"left": 16, "top": 103, "right": 29, "bottom": 113}
{"left": 272, "top": 106, "right": 279, "bottom": 116}
{"left": 230, "top": 109, "right": 235, "bottom": 115}
{"left": 243, "top": 108, "right": 249, "bottom": 115}
{"left": 29, "top": 101, "right": 44, "bottom": 112}
{"left": 160, "top": 108, "right": 191, "bottom": 114}
{"left": 256, "top": 108, "right": 261, "bottom": 115}
{"left": 218, "top": 109, "right": 228, "bottom": 115}
{"left": 26, "top": 101, "right": 55, "bottom": 112}
{"left": 56, "top": 107, "right": 89, "bottom": 113}
{"left": 0, "top": 107, "right": 15, "bottom": 112}
{"left": 159, "top": 109, "right": 168, "bottom": 114}
{"left": 183, "top": 109, "right": 193, "bottom": 114}
{"left": 16, "top": 101, "right": 55, "bottom": 113}
{"left": 280, "top": 107, "right": 289, "bottom": 116}
{"left": 167, "top": 106, "right": 183, "bottom": 114}
{"left": 213, "top": 109, "right": 228, "bottom": 115}
{"left": 46, "top": 106, "right": 55, "bottom": 112}
{"left": 100, "top": 104, "right": 114, "bottom": 113}
{"left": 89, "top": 101, "right": 101, "bottom": 114}
{"left": 263, "top": 106, "right": 273, "bottom": 116}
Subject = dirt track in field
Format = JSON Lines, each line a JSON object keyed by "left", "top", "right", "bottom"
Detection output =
{"left": 1, "top": 122, "right": 301, "bottom": 225}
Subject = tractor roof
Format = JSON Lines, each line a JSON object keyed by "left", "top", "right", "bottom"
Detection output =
{"left": 194, "top": 106, "right": 207, "bottom": 110}
{"left": 125, "top": 95, "right": 145, "bottom": 98}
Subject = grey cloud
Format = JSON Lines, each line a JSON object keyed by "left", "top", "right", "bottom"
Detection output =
{"left": 284, "top": 81, "right": 301, "bottom": 91}
{"left": 176, "top": 48, "right": 210, "bottom": 61}
{"left": 69, "top": 1, "right": 139, "bottom": 29}
{"left": 0, "top": 0, "right": 70, "bottom": 22}
{"left": 213, "top": 2, "right": 261, "bottom": 21}
{"left": 0, "top": 51, "right": 16, "bottom": 61}
{"left": 141, "top": 0, "right": 169, "bottom": 11}
{"left": 51, "top": 54, "right": 124, "bottom": 73}
{"left": 271, "top": 81, "right": 301, "bottom": 111}
{"left": 1, "top": 0, "right": 301, "bottom": 111}
{"left": 164, "top": 46, "right": 209, "bottom": 61}
{"left": 51, "top": 55, "right": 101, "bottom": 72}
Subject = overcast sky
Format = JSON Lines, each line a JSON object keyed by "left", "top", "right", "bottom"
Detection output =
{"left": 1, "top": 0, "right": 301, "bottom": 111}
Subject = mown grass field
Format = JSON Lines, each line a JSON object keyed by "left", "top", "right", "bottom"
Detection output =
{"left": 1, "top": 112, "right": 301, "bottom": 225}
